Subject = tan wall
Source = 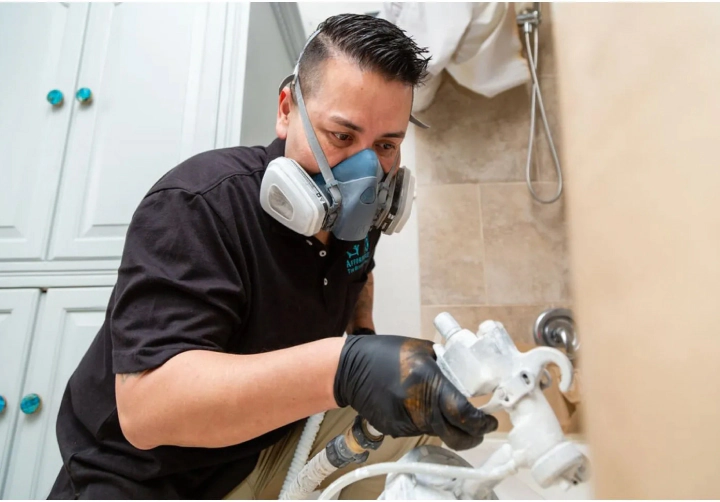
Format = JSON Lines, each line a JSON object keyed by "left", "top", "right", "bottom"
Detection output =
{"left": 554, "top": 3, "right": 720, "bottom": 499}
{"left": 413, "top": 6, "right": 581, "bottom": 433}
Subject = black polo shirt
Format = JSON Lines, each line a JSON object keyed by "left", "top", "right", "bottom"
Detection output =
{"left": 49, "top": 139, "right": 380, "bottom": 499}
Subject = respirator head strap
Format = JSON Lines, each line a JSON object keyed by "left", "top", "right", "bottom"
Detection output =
{"left": 375, "top": 152, "right": 401, "bottom": 211}
{"left": 409, "top": 114, "right": 429, "bottom": 129}
{"left": 293, "top": 75, "right": 342, "bottom": 212}
{"left": 278, "top": 28, "right": 342, "bottom": 226}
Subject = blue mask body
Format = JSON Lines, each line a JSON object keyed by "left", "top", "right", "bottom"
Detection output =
{"left": 312, "top": 149, "right": 384, "bottom": 241}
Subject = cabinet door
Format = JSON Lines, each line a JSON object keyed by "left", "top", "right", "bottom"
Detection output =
{"left": 3, "top": 288, "right": 113, "bottom": 500}
{"left": 48, "top": 3, "right": 228, "bottom": 261}
{"left": 0, "top": 290, "right": 40, "bottom": 497}
{"left": 0, "top": 4, "right": 87, "bottom": 261}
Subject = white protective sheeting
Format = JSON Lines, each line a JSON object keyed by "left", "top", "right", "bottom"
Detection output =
{"left": 380, "top": 2, "right": 530, "bottom": 112}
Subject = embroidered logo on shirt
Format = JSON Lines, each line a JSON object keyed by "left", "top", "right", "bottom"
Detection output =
{"left": 346, "top": 235, "right": 371, "bottom": 275}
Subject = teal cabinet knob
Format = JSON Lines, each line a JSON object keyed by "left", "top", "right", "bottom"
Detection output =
{"left": 46, "top": 89, "right": 64, "bottom": 107}
{"left": 20, "top": 393, "right": 41, "bottom": 415}
{"left": 75, "top": 87, "right": 93, "bottom": 104}
{"left": 0, "top": 395, "right": 6, "bottom": 414}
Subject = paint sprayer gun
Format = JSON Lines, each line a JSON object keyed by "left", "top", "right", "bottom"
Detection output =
{"left": 310, "top": 312, "right": 590, "bottom": 500}
{"left": 282, "top": 313, "right": 590, "bottom": 499}
{"left": 426, "top": 313, "right": 590, "bottom": 497}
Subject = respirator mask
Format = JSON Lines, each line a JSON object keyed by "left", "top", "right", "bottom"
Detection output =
{"left": 259, "top": 29, "right": 426, "bottom": 242}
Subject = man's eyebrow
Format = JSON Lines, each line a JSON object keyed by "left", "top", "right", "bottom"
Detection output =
{"left": 330, "top": 115, "right": 363, "bottom": 133}
{"left": 329, "top": 115, "right": 406, "bottom": 139}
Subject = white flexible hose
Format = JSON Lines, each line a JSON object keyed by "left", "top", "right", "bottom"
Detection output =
{"left": 317, "top": 460, "right": 518, "bottom": 500}
{"left": 524, "top": 24, "right": 563, "bottom": 204}
{"left": 279, "top": 412, "right": 326, "bottom": 499}
{"left": 280, "top": 449, "right": 338, "bottom": 500}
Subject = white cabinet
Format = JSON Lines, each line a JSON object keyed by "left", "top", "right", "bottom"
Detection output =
{"left": 0, "top": 4, "right": 87, "bottom": 261}
{"left": 0, "top": 2, "right": 288, "bottom": 284}
{"left": 2, "top": 288, "right": 113, "bottom": 500}
{"left": 48, "top": 3, "right": 229, "bottom": 261}
{"left": 0, "top": 290, "right": 40, "bottom": 496}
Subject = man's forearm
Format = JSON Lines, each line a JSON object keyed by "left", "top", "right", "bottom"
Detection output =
{"left": 347, "top": 271, "right": 375, "bottom": 334}
{"left": 115, "top": 337, "right": 344, "bottom": 450}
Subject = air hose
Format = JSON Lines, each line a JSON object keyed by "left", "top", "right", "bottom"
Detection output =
{"left": 279, "top": 412, "right": 327, "bottom": 498}
{"left": 279, "top": 415, "right": 384, "bottom": 500}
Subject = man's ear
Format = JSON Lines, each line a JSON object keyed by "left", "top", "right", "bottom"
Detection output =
{"left": 276, "top": 87, "right": 293, "bottom": 139}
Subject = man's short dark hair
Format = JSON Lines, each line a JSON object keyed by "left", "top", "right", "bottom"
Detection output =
{"left": 296, "top": 13, "right": 430, "bottom": 99}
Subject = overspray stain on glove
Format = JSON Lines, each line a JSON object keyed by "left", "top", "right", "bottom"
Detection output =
{"left": 334, "top": 335, "right": 498, "bottom": 451}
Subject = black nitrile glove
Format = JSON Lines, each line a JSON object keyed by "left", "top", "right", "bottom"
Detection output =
{"left": 334, "top": 334, "right": 498, "bottom": 451}
{"left": 351, "top": 327, "right": 376, "bottom": 335}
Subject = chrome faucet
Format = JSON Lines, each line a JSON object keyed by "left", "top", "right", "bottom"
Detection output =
{"left": 533, "top": 308, "right": 579, "bottom": 361}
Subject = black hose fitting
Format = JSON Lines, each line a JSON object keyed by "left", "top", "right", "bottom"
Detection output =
{"left": 325, "top": 434, "right": 369, "bottom": 468}
{"left": 324, "top": 415, "right": 385, "bottom": 468}
{"left": 352, "top": 415, "right": 384, "bottom": 451}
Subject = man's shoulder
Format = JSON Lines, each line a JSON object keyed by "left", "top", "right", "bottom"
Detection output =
{"left": 147, "top": 144, "right": 270, "bottom": 197}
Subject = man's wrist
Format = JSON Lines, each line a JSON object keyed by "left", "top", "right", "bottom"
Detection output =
{"left": 326, "top": 336, "right": 349, "bottom": 409}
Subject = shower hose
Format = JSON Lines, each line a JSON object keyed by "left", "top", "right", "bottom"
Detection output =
{"left": 523, "top": 24, "right": 563, "bottom": 204}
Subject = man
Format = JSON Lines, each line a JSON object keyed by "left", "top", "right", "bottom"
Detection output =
{"left": 49, "top": 14, "right": 497, "bottom": 500}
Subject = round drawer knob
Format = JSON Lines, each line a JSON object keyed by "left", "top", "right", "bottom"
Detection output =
{"left": 46, "top": 89, "right": 64, "bottom": 107}
{"left": 75, "top": 87, "right": 93, "bottom": 104}
{"left": 20, "top": 393, "right": 41, "bottom": 415}
{"left": 0, "top": 395, "right": 6, "bottom": 414}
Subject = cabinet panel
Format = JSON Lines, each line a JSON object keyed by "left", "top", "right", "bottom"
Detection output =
{"left": 48, "top": 3, "right": 228, "bottom": 260}
{"left": 3, "top": 288, "right": 112, "bottom": 500}
{"left": 0, "top": 4, "right": 88, "bottom": 261}
{"left": 0, "top": 290, "right": 40, "bottom": 497}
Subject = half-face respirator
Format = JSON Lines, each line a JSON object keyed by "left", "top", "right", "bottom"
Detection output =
{"left": 259, "top": 29, "right": 420, "bottom": 242}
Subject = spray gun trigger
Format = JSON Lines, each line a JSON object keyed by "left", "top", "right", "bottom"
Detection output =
{"left": 474, "top": 389, "right": 506, "bottom": 415}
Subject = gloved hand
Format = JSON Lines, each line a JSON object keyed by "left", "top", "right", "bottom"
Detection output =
{"left": 334, "top": 334, "right": 498, "bottom": 451}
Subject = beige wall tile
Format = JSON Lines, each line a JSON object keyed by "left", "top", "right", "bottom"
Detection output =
{"left": 414, "top": 77, "right": 530, "bottom": 185}
{"left": 481, "top": 183, "right": 570, "bottom": 304}
{"left": 417, "top": 184, "right": 486, "bottom": 305}
{"left": 418, "top": 73, "right": 529, "bottom": 126}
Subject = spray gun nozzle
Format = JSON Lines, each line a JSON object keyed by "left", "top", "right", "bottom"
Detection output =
{"left": 434, "top": 312, "right": 462, "bottom": 340}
